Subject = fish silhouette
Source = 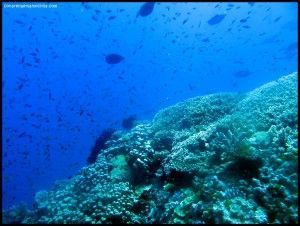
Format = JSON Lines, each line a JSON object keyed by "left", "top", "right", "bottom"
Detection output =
{"left": 137, "top": 2, "right": 155, "bottom": 17}
{"left": 105, "top": 54, "right": 124, "bottom": 64}
{"left": 208, "top": 14, "right": 226, "bottom": 25}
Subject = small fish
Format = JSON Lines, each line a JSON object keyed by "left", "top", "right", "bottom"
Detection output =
{"left": 240, "top": 18, "right": 248, "bottom": 23}
{"left": 17, "top": 83, "right": 23, "bottom": 90}
{"left": 234, "top": 70, "right": 251, "bottom": 78}
{"left": 14, "top": 20, "right": 24, "bottom": 25}
{"left": 91, "top": 15, "right": 98, "bottom": 21}
{"left": 108, "top": 16, "right": 116, "bottom": 20}
{"left": 18, "top": 132, "right": 26, "bottom": 138}
{"left": 274, "top": 16, "right": 281, "bottom": 22}
{"left": 182, "top": 18, "right": 189, "bottom": 25}
{"left": 137, "top": 2, "right": 155, "bottom": 17}
{"left": 188, "top": 84, "right": 195, "bottom": 90}
{"left": 105, "top": 54, "right": 124, "bottom": 64}
{"left": 208, "top": 14, "right": 226, "bottom": 25}
{"left": 81, "top": 2, "right": 91, "bottom": 10}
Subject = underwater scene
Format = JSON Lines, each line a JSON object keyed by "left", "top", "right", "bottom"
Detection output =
{"left": 2, "top": 2, "right": 298, "bottom": 224}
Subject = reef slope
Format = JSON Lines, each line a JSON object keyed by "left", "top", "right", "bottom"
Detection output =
{"left": 3, "top": 72, "right": 298, "bottom": 224}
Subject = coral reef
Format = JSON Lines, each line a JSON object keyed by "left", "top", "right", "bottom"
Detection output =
{"left": 3, "top": 72, "right": 298, "bottom": 224}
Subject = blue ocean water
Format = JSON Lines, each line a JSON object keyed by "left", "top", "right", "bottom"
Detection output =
{"left": 2, "top": 2, "right": 298, "bottom": 211}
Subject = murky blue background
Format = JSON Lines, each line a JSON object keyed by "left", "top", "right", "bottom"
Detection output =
{"left": 2, "top": 2, "right": 298, "bottom": 210}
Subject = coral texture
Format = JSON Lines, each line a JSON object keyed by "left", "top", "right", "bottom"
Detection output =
{"left": 3, "top": 72, "right": 298, "bottom": 224}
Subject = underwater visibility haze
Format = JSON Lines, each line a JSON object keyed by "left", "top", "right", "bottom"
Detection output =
{"left": 2, "top": 2, "right": 298, "bottom": 224}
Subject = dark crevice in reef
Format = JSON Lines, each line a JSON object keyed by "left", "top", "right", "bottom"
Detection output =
{"left": 87, "top": 128, "right": 115, "bottom": 164}
{"left": 161, "top": 169, "right": 194, "bottom": 188}
{"left": 224, "top": 157, "right": 263, "bottom": 181}
{"left": 106, "top": 216, "right": 126, "bottom": 224}
{"left": 121, "top": 115, "right": 137, "bottom": 130}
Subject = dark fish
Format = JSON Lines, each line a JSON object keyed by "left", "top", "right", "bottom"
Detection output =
{"left": 81, "top": 2, "right": 91, "bottom": 10}
{"left": 105, "top": 54, "right": 124, "bottom": 64}
{"left": 248, "top": 2, "right": 255, "bottom": 6}
{"left": 274, "top": 16, "right": 281, "bottom": 22}
{"left": 182, "top": 18, "right": 189, "bottom": 25}
{"left": 240, "top": 18, "right": 248, "bottom": 23}
{"left": 188, "top": 84, "right": 196, "bottom": 90}
{"left": 92, "top": 15, "right": 98, "bottom": 21}
{"left": 137, "top": 2, "right": 155, "bottom": 17}
{"left": 122, "top": 115, "right": 136, "bottom": 130}
{"left": 14, "top": 20, "right": 24, "bottom": 25}
{"left": 87, "top": 128, "right": 115, "bottom": 164}
{"left": 18, "top": 132, "right": 26, "bottom": 138}
{"left": 234, "top": 70, "right": 251, "bottom": 78}
{"left": 208, "top": 14, "right": 226, "bottom": 25}
{"left": 17, "top": 84, "right": 23, "bottom": 90}
{"left": 108, "top": 16, "right": 116, "bottom": 20}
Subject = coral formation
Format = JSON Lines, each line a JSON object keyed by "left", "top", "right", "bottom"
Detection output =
{"left": 3, "top": 72, "right": 298, "bottom": 224}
